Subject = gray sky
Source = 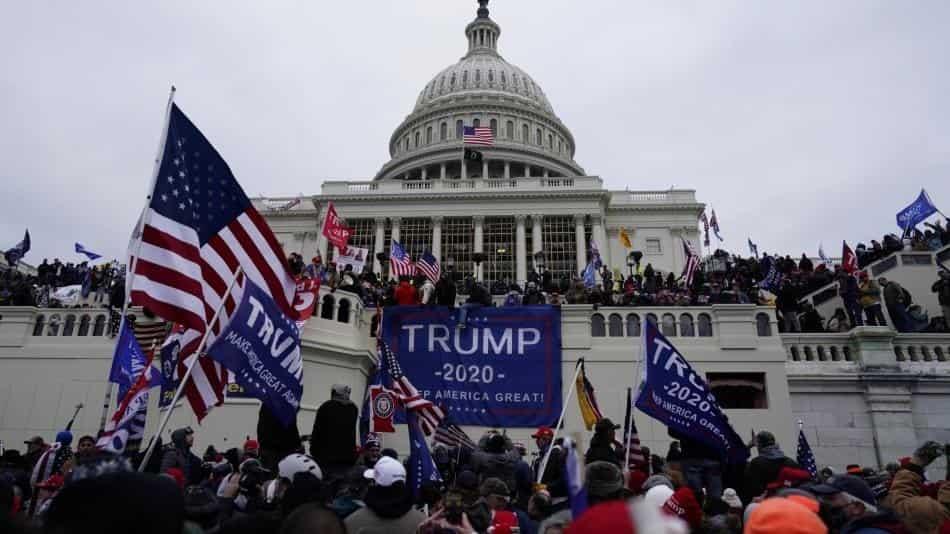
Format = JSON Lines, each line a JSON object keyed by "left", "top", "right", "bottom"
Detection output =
{"left": 2, "top": 0, "right": 949, "bottom": 263}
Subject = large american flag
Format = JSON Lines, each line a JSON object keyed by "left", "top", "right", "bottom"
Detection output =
{"left": 415, "top": 250, "right": 441, "bottom": 283}
{"left": 378, "top": 339, "right": 444, "bottom": 434}
{"left": 681, "top": 238, "right": 700, "bottom": 288}
{"left": 462, "top": 126, "right": 494, "bottom": 146}
{"left": 389, "top": 240, "right": 415, "bottom": 279}
{"left": 128, "top": 104, "right": 297, "bottom": 420}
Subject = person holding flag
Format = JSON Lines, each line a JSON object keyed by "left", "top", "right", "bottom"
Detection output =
{"left": 4, "top": 229, "right": 30, "bottom": 267}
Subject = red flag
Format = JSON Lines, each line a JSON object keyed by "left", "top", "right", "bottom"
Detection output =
{"left": 841, "top": 241, "right": 858, "bottom": 273}
{"left": 369, "top": 385, "right": 398, "bottom": 433}
{"left": 321, "top": 202, "right": 352, "bottom": 253}
{"left": 292, "top": 276, "right": 320, "bottom": 327}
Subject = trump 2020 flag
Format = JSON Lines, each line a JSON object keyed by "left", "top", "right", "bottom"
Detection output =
{"left": 206, "top": 278, "right": 303, "bottom": 427}
{"left": 896, "top": 189, "right": 939, "bottom": 231}
{"left": 75, "top": 242, "right": 102, "bottom": 261}
{"left": 406, "top": 409, "right": 442, "bottom": 499}
{"left": 109, "top": 321, "right": 161, "bottom": 399}
{"left": 98, "top": 353, "right": 157, "bottom": 454}
{"left": 635, "top": 319, "right": 749, "bottom": 463}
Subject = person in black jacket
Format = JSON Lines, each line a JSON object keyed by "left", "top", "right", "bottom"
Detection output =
{"left": 435, "top": 272, "right": 457, "bottom": 307}
{"left": 585, "top": 418, "right": 622, "bottom": 467}
{"left": 741, "top": 430, "right": 799, "bottom": 505}
{"left": 309, "top": 384, "right": 358, "bottom": 482}
{"left": 257, "top": 404, "right": 302, "bottom": 471}
{"left": 669, "top": 428, "right": 724, "bottom": 499}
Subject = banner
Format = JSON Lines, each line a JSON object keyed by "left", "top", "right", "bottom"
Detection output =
{"left": 334, "top": 246, "right": 368, "bottom": 273}
{"left": 293, "top": 276, "right": 320, "bottom": 327}
{"left": 321, "top": 201, "right": 352, "bottom": 253}
{"left": 380, "top": 306, "right": 561, "bottom": 427}
{"left": 896, "top": 189, "right": 938, "bottom": 231}
{"left": 635, "top": 319, "right": 749, "bottom": 463}
{"left": 370, "top": 385, "right": 398, "bottom": 433}
{"left": 206, "top": 279, "right": 303, "bottom": 426}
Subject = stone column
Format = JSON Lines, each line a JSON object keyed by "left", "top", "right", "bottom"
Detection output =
{"left": 482, "top": 161, "right": 489, "bottom": 179}
{"left": 524, "top": 165, "right": 531, "bottom": 178}
{"left": 531, "top": 214, "right": 543, "bottom": 255}
{"left": 431, "top": 216, "right": 443, "bottom": 262}
{"left": 592, "top": 215, "right": 609, "bottom": 271}
{"left": 516, "top": 214, "right": 527, "bottom": 285}
{"left": 504, "top": 161, "right": 511, "bottom": 179}
{"left": 543, "top": 168, "right": 549, "bottom": 178}
{"left": 390, "top": 217, "right": 401, "bottom": 280}
{"left": 473, "top": 215, "right": 484, "bottom": 281}
{"left": 574, "top": 214, "right": 586, "bottom": 275}
{"left": 440, "top": 164, "right": 446, "bottom": 180}
{"left": 421, "top": 167, "right": 428, "bottom": 180}
{"left": 373, "top": 217, "right": 385, "bottom": 274}
{"left": 864, "top": 380, "right": 917, "bottom": 469}
{"left": 461, "top": 160, "right": 467, "bottom": 179}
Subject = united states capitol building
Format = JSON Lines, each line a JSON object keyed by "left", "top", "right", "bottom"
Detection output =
{"left": 1, "top": 2, "right": 948, "bottom": 472}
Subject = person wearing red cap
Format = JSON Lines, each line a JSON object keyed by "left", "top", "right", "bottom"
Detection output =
{"left": 662, "top": 486, "right": 703, "bottom": 531}
{"left": 531, "top": 427, "right": 566, "bottom": 499}
{"left": 764, "top": 467, "right": 813, "bottom": 494}
{"left": 243, "top": 439, "right": 260, "bottom": 460}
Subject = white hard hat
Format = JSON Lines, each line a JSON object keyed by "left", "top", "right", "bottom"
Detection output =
{"left": 278, "top": 453, "right": 323, "bottom": 481}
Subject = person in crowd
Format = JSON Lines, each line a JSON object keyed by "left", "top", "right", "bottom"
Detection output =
{"left": 882, "top": 440, "right": 950, "bottom": 533}
{"left": 160, "top": 427, "right": 202, "bottom": 485}
{"left": 836, "top": 269, "right": 863, "bottom": 327}
{"left": 826, "top": 308, "right": 851, "bottom": 333}
{"left": 531, "top": 426, "right": 567, "bottom": 501}
{"left": 310, "top": 384, "right": 358, "bottom": 482}
{"left": 670, "top": 429, "right": 724, "bottom": 500}
{"left": 74, "top": 435, "right": 97, "bottom": 466}
{"left": 742, "top": 431, "right": 800, "bottom": 505}
{"left": 257, "top": 403, "right": 303, "bottom": 471}
{"left": 418, "top": 274, "right": 436, "bottom": 305}
{"left": 503, "top": 283, "right": 522, "bottom": 306}
{"left": 22, "top": 436, "right": 46, "bottom": 472}
{"left": 800, "top": 302, "right": 826, "bottom": 333}
{"left": 523, "top": 281, "right": 547, "bottom": 305}
{"left": 585, "top": 418, "right": 623, "bottom": 467}
{"left": 394, "top": 275, "right": 419, "bottom": 306}
{"left": 881, "top": 277, "right": 914, "bottom": 333}
{"left": 858, "top": 272, "right": 887, "bottom": 327}
{"left": 435, "top": 272, "right": 457, "bottom": 307}
{"left": 471, "top": 432, "right": 519, "bottom": 492}
{"left": 806, "top": 473, "right": 906, "bottom": 533}
{"left": 344, "top": 456, "right": 426, "bottom": 534}
{"left": 777, "top": 279, "right": 802, "bottom": 333}
{"left": 537, "top": 460, "right": 628, "bottom": 533}
{"left": 932, "top": 270, "right": 950, "bottom": 330}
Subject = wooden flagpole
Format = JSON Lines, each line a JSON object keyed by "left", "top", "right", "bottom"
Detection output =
{"left": 535, "top": 359, "right": 584, "bottom": 485}
{"left": 97, "top": 86, "right": 176, "bottom": 434}
{"left": 137, "top": 266, "right": 243, "bottom": 472}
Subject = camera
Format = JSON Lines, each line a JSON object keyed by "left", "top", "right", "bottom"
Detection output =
{"left": 443, "top": 491, "right": 464, "bottom": 525}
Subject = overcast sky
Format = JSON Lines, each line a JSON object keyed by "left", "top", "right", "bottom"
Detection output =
{"left": 3, "top": 0, "right": 949, "bottom": 263}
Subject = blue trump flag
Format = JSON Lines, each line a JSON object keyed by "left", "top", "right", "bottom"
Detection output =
{"left": 109, "top": 320, "right": 161, "bottom": 399}
{"left": 75, "top": 242, "right": 102, "bottom": 261}
{"left": 635, "top": 319, "right": 749, "bottom": 463}
{"left": 758, "top": 255, "right": 783, "bottom": 294}
{"left": 206, "top": 279, "right": 303, "bottom": 426}
{"left": 381, "top": 306, "right": 561, "bottom": 428}
{"left": 4, "top": 229, "right": 30, "bottom": 266}
{"left": 896, "top": 189, "right": 939, "bottom": 231}
{"left": 406, "top": 409, "right": 443, "bottom": 499}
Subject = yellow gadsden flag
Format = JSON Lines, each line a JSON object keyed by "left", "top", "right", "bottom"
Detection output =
{"left": 619, "top": 228, "right": 633, "bottom": 249}
{"left": 575, "top": 361, "right": 603, "bottom": 431}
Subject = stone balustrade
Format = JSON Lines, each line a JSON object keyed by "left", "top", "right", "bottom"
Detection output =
{"left": 321, "top": 176, "right": 605, "bottom": 196}
{"left": 782, "top": 327, "right": 950, "bottom": 369}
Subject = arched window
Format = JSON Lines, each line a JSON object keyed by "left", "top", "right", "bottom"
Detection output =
{"left": 697, "top": 314, "right": 713, "bottom": 337}
{"left": 78, "top": 315, "right": 91, "bottom": 336}
{"left": 501, "top": 71, "right": 507, "bottom": 87}
{"left": 626, "top": 314, "right": 641, "bottom": 337}
{"left": 591, "top": 314, "right": 606, "bottom": 337}
{"left": 456, "top": 120, "right": 464, "bottom": 138}
{"left": 488, "top": 69, "right": 494, "bottom": 84}
{"left": 426, "top": 126, "right": 432, "bottom": 144}
{"left": 338, "top": 299, "right": 351, "bottom": 324}
{"left": 756, "top": 313, "right": 773, "bottom": 337}
{"left": 680, "top": 314, "right": 695, "bottom": 337}
{"left": 440, "top": 122, "right": 447, "bottom": 141}
{"left": 536, "top": 129, "right": 542, "bottom": 146}
{"left": 414, "top": 131, "right": 420, "bottom": 148}
{"left": 506, "top": 121, "right": 514, "bottom": 139}
{"left": 462, "top": 70, "right": 469, "bottom": 86}
{"left": 320, "top": 295, "right": 335, "bottom": 320}
{"left": 646, "top": 313, "right": 658, "bottom": 327}
{"left": 473, "top": 118, "right": 480, "bottom": 128}
{"left": 450, "top": 72, "right": 456, "bottom": 87}
{"left": 608, "top": 314, "right": 624, "bottom": 337}
{"left": 404, "top": 137, "right": 409, "bottom": 151}
{"left": 548, "top": 134, "right": 553, "bottom": 149}
{"left": 559, "top": 140, "right": 563, "bottom": 153}
{"left": 92, "top": 315, "right": 106, "bottom": 336}
{"left": 63, "top": 314, "right": 76, "bottom": 336}
{"left": 522, "top": 124, "right": 529, "bottom": 142}
{"left": 33, "top": 314, "right": 46, "bottom": 336}
{"left": 490, "top": 119, "right": 497, "bottom": 136}
{"left": 475, "top": 69, "right": 481, "bottom": 84}
{"left": 662, "top": 314, "right": 677, "bottom": 337}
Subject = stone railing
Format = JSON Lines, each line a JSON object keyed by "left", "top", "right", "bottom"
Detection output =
{"left": 320, "top": 176, "right": 605, "bottom": 196}
{"left": 609, "top": 189, "right": 698, "bottom": 205}
{"left": 782, "top": 327, "right": 950, "bottom": 369}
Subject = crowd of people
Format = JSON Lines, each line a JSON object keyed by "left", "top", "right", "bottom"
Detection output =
{"left": 2, "top": 384, "right": 949, "bottom": 533}
{"left": 0, "top": 259, "right": 124, "bottom": 309}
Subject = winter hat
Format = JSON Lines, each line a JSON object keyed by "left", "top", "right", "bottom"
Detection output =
{"left": 363, "top": 456, "right": 406, "bottom": 487}
{"left": 480, "top": 477, "right": 510, "bottom": 499}
{"left": 754, "top": 431, "right": 776, "bottom": 449}
{"left": 585, "top": 461, "right": 624, "bottom": 498}
{"left": 243, "top": 439, "right": 260, "bottom": 454}
{"left": 644, "top": 484, "right": 675, "bottom": 510}
{"left": 56, "top": 430, "right": 73, "bottom": 446}
{"left": 722, "top": 488, "right": 742, "bottom": 509}
{"left": 744, "top": 497, "right": 827, "bottom": 534}
{"left": 642, "top": 474, "right": 674, "bottom": 492}
{"left": 662, "top": 487, "right": 703, "bottom": 530}
{"left": 567, "top": 500, "right": 635, "bottom": 534}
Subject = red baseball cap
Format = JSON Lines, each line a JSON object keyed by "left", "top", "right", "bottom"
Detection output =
{"left": 531, "top": 426, "right": 554, "bottom": 439}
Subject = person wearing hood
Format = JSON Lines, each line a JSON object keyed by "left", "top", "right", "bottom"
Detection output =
{"left": 435, "top": 272, "right": 457, "bottom": 307}
{"left": 309, "top": 384, "right": 358, "bottom": 481}
{"left": 471, "top": 432, "right": 519, "bottom": 493}
{"left": 741, "top": 431, "right": 799, "bottom": 505}
{"left": 344, "top": 456, "right": 425, "bottom": 534}
{"left": 160, "top": 427, "right": 202, "bottom": 485}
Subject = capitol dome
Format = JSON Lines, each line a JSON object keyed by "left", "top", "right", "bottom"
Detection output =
{"left": 375, "top": 0, "right": 584, "bottom": 181}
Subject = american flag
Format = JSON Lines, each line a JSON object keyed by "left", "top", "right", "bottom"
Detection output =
{"left": 378, "top": 339, "right": 444, "bottom": 434}
{"left": 433, "top": 415, "right": 477, "bottom": 451}
{"left": 462, "top": 126, "right": 494, "bottom": 146}
{"left": 623, "top": 387, "right": 647, "bottom": 470}
{"left": 710, "top": 209, "right": 723, "bottom": 241}
{"left": 796, "top": 428, "right": 818, "bottom": 478}
{"left": 681, "top": 238, "right": 700, "bottom": 288}
{"left": 130, "top": 315, "right": 169, "bottom": 353}
{"left": 389, "top": 240, "right": 415, "bottom": 279}
{"left": 128, "top": 104, "right": 297, "bottom": 421}
{"left": 415, "top": 250, "right": 441, "bottom": 283}
{"left": 700, "top": 212, "right": 710, "bottom": 247}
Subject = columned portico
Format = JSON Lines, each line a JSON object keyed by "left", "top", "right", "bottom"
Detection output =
{"left": 515, "top": 214, "right": 527, "bottom": 284}
{"left": 390, "top": 217, "right": 401, "bottom": 280}
{"left": 574, "top": 214, "right": 586, "bottom": 274}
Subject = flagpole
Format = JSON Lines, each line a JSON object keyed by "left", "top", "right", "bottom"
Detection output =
{"left": 624, "top": 387, "right": 633, "bottom": 474}
{"left": 535, "top": 359, "right": 584, "bottom": 485}
{"left": 97, "top": 86, "right": 177, "bottom": 434}
{"left": 137, "top": 266, "right": 243, "bottom": 472}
